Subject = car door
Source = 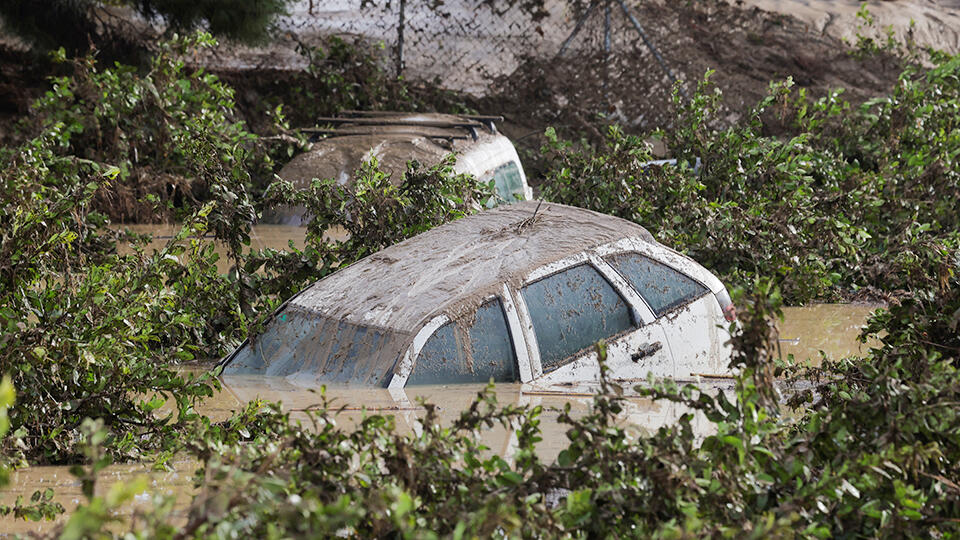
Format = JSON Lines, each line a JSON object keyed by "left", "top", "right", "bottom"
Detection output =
{"left": 512, "top": 257, "right": 674, "bottom": 387}
{"left": 603, "top": 251, "right": 726, "bottom": 378}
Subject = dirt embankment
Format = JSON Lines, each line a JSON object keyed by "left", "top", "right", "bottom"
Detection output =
{"left": 0, "top": 0, "right": 932, "bottom": 155}
{"left": 741, "top": 0, "right": 960, "bottom": 55}
{"left": 480, "top": 0, "right": 908, "bottom": 153}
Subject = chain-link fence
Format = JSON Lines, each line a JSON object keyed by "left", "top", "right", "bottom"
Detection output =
{"left": 196, "top": 0, "right": 920, "bottom": 135}
{"left": 276, "top": 0, "right": 686, "bottom": 98}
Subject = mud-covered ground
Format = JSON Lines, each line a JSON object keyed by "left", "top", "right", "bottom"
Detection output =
{"left": 480, "top": 0, "right": 910, "bottom": 149}
{"left": 743, "top": 0, "right": 960, "bottom": 54}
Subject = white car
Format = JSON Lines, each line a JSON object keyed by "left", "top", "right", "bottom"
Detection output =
{"left": 263, "top": 112, "right": 532, "bottom": 225}
{"left": 222, "top": 201, "right": 736, "bottom": 387}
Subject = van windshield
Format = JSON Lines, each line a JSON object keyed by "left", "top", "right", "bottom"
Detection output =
{"left": 223, "top": 304, "right": 407, "bottom": 386}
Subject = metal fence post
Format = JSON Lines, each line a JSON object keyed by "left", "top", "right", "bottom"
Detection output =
{"left": 616, "top": 0, "right": 687, "bottom": 99}
{"left": 396, "top": 0, "right": 406, "bottom": 78}
{"left": 603, "top": 0, "right": 611, "bottom": 96}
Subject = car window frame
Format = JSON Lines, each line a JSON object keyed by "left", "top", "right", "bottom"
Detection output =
{"left": 512, "top": 252, "right": 657, "bottom": 377}
{"left": 388, "top": 285, "right": 531, "bottom": 388}
{"left": 594, "top": 237, "right": 724, "bottom": 296}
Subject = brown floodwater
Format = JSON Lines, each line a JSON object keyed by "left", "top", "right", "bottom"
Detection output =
{"left": 1, "top": 262, "right": 883, "bottom": 537}
{"left": 0, "top": 461, "right": 197, "bottom": 536}
{"left": 113, "top": 223, "right": 349, "bottom": 274}
{"left": 778, "top": 303, "right": 883, "bottom": 364}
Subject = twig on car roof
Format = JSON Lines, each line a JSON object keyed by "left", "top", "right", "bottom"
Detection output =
{"left": 515, "top": 199, "right": 544, "bottom": 234}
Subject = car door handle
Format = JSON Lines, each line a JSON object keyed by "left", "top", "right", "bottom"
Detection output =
{"left": 631, "top": 341, "right": 663, "bottom": 362}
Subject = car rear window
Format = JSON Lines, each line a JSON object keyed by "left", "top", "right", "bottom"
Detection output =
{"left": 223, "top": 304, "right": 405, "bottom": 386}
{"left": 406, "top": 299, "right": 517, "bottom": 385}
{"left": 604, "top": 252, "right": 708, "bottom": 317}
{"left": 521, "top": 263, "right": 633, "bottom": 371}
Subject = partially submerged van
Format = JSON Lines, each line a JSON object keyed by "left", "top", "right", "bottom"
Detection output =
{"left": 263, "top": 111, "right": 533, "bottom": 225}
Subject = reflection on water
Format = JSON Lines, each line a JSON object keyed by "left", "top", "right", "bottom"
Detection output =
{"left": 216, "top": 376, "right": 728, "bottom": 461}
{"left": 2, "top": 304, "right": 881, "bottom": 534}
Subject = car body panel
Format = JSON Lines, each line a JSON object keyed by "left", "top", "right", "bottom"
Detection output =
{"left": 656, "top": 295, "right": 726, "bottom": 378}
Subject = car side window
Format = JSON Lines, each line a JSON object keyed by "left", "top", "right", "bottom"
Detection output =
{"left": 407, "top": 299, "right": 517, "bottom": 385}
{"left": 604, "top": 252, "right": 708, "bottom": 317}
{"left": 521, "top": 263, "right": 633, "bottom": 372}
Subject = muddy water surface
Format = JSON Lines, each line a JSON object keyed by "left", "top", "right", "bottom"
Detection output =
{"left": 779, "top": 303, "right": 883, "bottom": 364}
{"left": 1, "top": 462, "right": 197, "bottom": 536}
{"left": 113, "top": 223, "right": 351, "bottom": 274}
{"left": 1, "top": 303, "right": 882, "bottom": 535}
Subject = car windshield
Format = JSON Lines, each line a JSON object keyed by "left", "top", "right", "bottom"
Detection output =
{"left": 223, "top": 304, "right": 407, "bottom": 386}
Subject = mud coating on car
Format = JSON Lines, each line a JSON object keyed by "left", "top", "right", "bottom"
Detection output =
{"left": 277, "top": 133, "right": 455, "bottom": 191}
{"left": 292, "top": 201, "right": 655, "bottom": 334}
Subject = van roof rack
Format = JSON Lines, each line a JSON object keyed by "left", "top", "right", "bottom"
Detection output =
{"left": 339, "top": 110, "right": 504, "bottom": 123}
{"left": 313, "top": 116, "right": 484, "bottom": 130}
{"left": 303, "top": 112, "right": 505, "bottom": 142}
{"left": 300, "top": 128, "right": 471, "bottom": 143}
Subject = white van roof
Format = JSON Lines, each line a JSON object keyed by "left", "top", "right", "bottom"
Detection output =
{"left": 279, "top": 112, "right": 508, "bottom": 189}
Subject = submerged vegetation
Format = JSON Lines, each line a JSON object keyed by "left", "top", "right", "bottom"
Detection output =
{"left": 0, "top": 22, "right": 958, "bottom": 537}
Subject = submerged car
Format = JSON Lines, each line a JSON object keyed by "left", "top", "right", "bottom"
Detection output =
{"left": 221, "top": 201, "right": 736, "bottom": 388}
{"left": 263, "top": 111, "right": 533, "bottom": 225}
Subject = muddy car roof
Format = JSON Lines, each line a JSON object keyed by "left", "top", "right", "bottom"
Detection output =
{"left": 291, "top": 201, "right": 655, "bottom": 333}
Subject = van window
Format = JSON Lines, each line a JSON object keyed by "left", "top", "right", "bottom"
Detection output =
{"left": 407, "top": 299, "right": 517, "bottom": 385}
{"left": 604, "top": 252, "right": 708, "bottom": 317}
{"left": 521, "top": 264, "right": 633, "bottom": 371}
{"left": 492, "top": 162, "right": 525, "bottom": 201}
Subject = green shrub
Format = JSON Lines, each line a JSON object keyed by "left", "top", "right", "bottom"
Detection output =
{"left": 21, "top": 33, "right": 280, "bottom": 222}
{"left": 540, "top": 62, "right": 960, "bottom": 303}
{"left": 0, "top": 123, "right": 225, "bottom": 464}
